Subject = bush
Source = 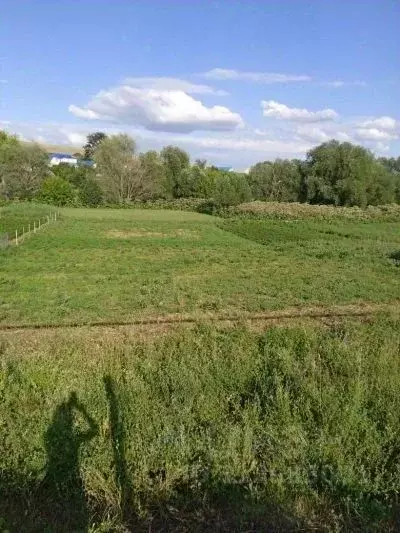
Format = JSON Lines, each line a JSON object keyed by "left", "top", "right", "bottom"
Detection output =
{"left": 78, "top": 179, "right": 103, "bottom": 207}
{"left": 37, "top": 177, "right": 76, "bottom": 206}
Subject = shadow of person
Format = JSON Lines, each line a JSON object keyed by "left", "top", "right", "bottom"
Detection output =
{"left": 104, "top": 375, "right": 133, "bottom": 524}
{"left": 41, "top": 391, "right": 98, "bottom": 532}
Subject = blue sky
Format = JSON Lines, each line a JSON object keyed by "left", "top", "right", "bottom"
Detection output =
{"left": 1, "top": 0, "right": 399, "bottom": 168}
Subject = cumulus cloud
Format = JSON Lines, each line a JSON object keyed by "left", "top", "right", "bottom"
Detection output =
{"left": 358, "top": 116, "right": 397, "bottom": 130}
{"left": 261, "top": 100, "right": 338, "bottom": 122}
{"left": 69, "top": 83, "right": 243, "bottom": 133}
{"left": 123, "top": 76, "right": 228, "bottom": 95}
{"left": 201, "top": 68, "right": 311, "bottom": 83}
{"left": 295, "top": 125, "right": 330, "bottom": 142}
{"left": 355, "top": 127, "right": 398, "bottom": 141}
{"left": 295, "top": 125, "right": 352, "bottom": 143}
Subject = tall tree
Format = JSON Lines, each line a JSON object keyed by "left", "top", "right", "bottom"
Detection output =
{"left": 160, "top": 145, "right": 190, "bottom": 198}
{"left": 138, "top": 150, "right": 168, "bottom": 199}
{"left": 214, "top": 171, "right": 252, "bottom": 206}
{"left": 94, "top": 134, "right": 144, "bottom": 203}
{"left": 248, "top": 159, "right": 302, "bottom": 202}
{"left": 0, "top": 140, "right": 49, "bottom": 200}
{"left": 83, "top": 132, "right": 107, "bottom": 159}
{"left": 305, "top": 140, "right": 395, "bottom": 207}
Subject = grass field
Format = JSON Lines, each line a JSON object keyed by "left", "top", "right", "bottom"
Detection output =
{"left": 0, "top": 205, "right": 399, "bottom": 325}
{"left": 1, "top": 203, "right": 400, "bottom": 531}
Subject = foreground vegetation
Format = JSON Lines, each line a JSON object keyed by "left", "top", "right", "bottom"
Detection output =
{"left": 1, "top": 316, "right": 399, "bottom": 531}
{"left": 0, "top": 206, "right": 399, "bottom": 325}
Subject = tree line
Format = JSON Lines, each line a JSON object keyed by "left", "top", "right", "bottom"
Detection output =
{"left": 1, "top": 129, "right": 399, "bottom": 208}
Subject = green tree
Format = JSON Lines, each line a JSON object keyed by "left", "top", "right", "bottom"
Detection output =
{"left": 78, "top": 179, "right": 103, "bottom": 206}
{"left": 305, "top": 140, "right": 395, "bottom": 207}
{"left": 248, "top": 159, "right": 302, "bottom": 202}
{"left": 160, "top": 146, "right": 190, "bottom": 198}
{"left": 38, "top": 176, "right": 76, "bottom": 206}
{"left": 214, "top": 171, "right": 252, "bottom": 206}
{"left": 0, "top": 140, "right": 49, "bottom": 200}
{"left": 378, "top": 156, "right": 400, "bottom": 202}
{"left": 94, "top": 134, "right": 144, "bottom": 203}
{"left": 138, "top": 150, "right": 168, "bottom": 199}
{"left": 83, "top": 132, "right": 107, "bottom": 159}
{"left": 52, "top": 164, "right": 88, "bottom": 189}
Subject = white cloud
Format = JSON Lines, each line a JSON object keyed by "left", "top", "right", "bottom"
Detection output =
{"left": 322, "top": 80, "right": 366, "bottom": 88}
{"left": 170, "top": 133, "right": 311, "bottom": 157}
{"left": 355, "top": 127, "right": 398, "bottom": 141}
{"left": 295, "top": 125, "right": 330, "bottom": 142}
{"left": 358, "top": 116, "right": 397, "bottom": 131}
{"left": 201, "top": 68, "right": 311, "bottom": 83}
{"left": 295, "top": 125, "right": 352, "bottom": 143}
{"left": 124, "top": 76, "right": 228, "bottom": 95}
{"left": 69, "top": 83, "right": 243, "bottom": 133}
{"left": 261, "top": 100, "right": 338, "bottom": 122}
{"left": 0, "top": 79, "right": 7, "bottom": 84}
{"left": 375, "top": 142, "right": 390, "bottom": 153}
{"left": 64, "top": 131, "right": 87, "bottom": 145}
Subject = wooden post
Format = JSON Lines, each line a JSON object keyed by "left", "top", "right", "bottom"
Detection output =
{"left": 15, "top": 230, "right": 18, "bottom": 246}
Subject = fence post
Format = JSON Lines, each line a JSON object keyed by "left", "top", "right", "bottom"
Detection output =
{"left": 15, "top": 230, "right": 18, "bottom": 246}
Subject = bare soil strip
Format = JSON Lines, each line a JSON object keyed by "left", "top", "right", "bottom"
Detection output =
{"left": 1, "top": 302, "right": 398, "bottom": 333}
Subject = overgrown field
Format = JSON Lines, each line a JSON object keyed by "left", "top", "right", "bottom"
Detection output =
{"left": 1, "top": 316, "right": 399, "bottom": 531}
{"left": 0, "top": 206, "right": 399, "bottom": 325}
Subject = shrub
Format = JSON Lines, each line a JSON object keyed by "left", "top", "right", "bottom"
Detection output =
{"left": 78, "top": 179, "right": 103, "bottom": 207}
{"left": 37, "top": 177, "right": 76, "bottom": 206}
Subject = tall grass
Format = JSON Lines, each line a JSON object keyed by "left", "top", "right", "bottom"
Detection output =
{"left": 1, "top": 315, "right": 399, "bottom": 531}
{"left": 225, "top": 201, "right": 400, "bottom": 221}
{"left": 0, "top": 202, "right": 55, "bottom": 238}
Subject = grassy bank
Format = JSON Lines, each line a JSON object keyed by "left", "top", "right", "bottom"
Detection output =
{"left": 0, "top": 202, "right": 55, "bottom": 239}
{"left": 1, "top": 316, "right": 399, "bottom": 531}
{"left": 1, "top": 207, "right": 399, "bottom": 325}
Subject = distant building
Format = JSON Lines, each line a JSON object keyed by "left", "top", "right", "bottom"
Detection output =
{"left": 49, "top": 153, "right": 78, "bottom": 166}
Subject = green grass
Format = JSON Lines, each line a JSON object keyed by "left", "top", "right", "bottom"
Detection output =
{"left": 1, "top": 316, "right": 399, "bottom": 531}
{"left": 0, "top": 202, "right": 56, "bottom": 239}
{"left": 0, "top": 206, "right": 399, "bottom": 325}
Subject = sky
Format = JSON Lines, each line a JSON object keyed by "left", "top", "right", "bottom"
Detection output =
{"left": 1, "top": 0, "right": 399, "bottom": 169}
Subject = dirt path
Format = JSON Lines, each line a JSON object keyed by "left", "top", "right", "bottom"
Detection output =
{"left": 1, "top": 301, "right": 398, "bottom": 334}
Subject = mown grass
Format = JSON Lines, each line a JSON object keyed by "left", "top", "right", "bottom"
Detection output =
{"left": 0, "top": 202, "right": 56, "bottom": 239}
{"left": 0, "top": 316, "right": 399, "bottom": 531}
{"left": 0, "top": 207, "right": 399, "bottom": 325}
